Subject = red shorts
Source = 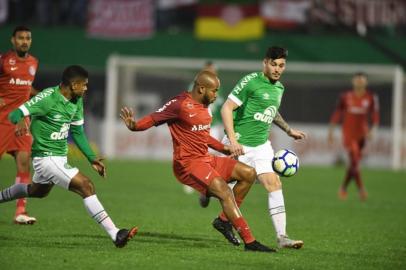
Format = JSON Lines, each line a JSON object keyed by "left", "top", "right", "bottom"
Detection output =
{"left": 173, "top": 155, "right": 237, "bottom": 195}
{"left": 0, "top": 123, "right": 32, "bottom": 158}
{"left": 343, "top": 137, "right": 366, "bottom": 160}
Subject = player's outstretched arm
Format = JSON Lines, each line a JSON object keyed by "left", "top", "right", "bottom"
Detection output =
{"left": 274, "top": 112, "right": 306, "bottom": 140}
{"left": 120, "top": 107, "right": 137, "bottom": 131}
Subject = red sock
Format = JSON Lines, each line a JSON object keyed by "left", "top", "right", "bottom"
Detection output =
{"left": 219, "top": 198, "right": 243, "bottom": 221}
{"left": 353, "top": 168, "right": 364, "bottom": 190}
{"left": 342, "top": 168, "right": 352, "bottom": 190}
{"left": 15, "top": 172, "right": 30, "bottom": 216}
{"left": 231, "top": 217, "right": 255, "bottom": 244}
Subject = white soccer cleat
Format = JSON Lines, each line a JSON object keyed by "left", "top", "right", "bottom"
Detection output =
{"left": 277, "top": 235, "right": 304, "bottom": 249}
{"left": 14, "top": 213, "right": 37, "bottom": 225}
{"left": 183, "top": 185, "right": 194, "bottom": 194}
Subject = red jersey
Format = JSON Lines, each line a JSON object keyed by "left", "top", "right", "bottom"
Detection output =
{"left": 330, "top": 90, "right": 379, "bottom": 141}
{"left": 0, "top": 50, "right": 38, "bottom": 124}
{"left": 150, "top": 92, "right": 213, "bottom": 165}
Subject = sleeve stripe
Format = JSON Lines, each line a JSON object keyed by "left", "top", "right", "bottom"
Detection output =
{"left": 228, "top": 94, "right": 242, "bottom": 106}
{"left": 71, "top": 119, "right": 84, "bottom": 126}
{"left": 19, "top": 104, "right": 30, "bottom": 116}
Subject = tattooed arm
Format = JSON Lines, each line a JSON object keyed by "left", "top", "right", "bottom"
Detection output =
{"left": 273, "top": 112, "right": 307, "bottom": 140}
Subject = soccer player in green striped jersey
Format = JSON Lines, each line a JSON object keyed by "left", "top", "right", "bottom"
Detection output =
{"left": 207, "top": 47, "right": 306, "bottom": 249}
{"left": 0, "top": 65, "right": 137, "bottom": 248}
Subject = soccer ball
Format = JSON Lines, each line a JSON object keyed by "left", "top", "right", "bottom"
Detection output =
{"left": 272, "top": 149, "right": 299, "bottom": 177}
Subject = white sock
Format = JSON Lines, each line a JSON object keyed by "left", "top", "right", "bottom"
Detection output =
{"left": 83, "top": 195, "right": 119, "bottom": 241}
{"left": 268, "top": 190, "right": 286, "bottom": 237}
{"left": 0, "top": 184, "right": 28, "bottom": 202}
{"left": 228, "top": 181, "right": 237, "bottom": 190}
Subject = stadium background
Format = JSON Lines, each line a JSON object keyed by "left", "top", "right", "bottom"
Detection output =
{"left": 1, "top": 0, "right": 405, "bottom": 168}
{"left": 0, "top": 1, "right": 405, "bottom": 269}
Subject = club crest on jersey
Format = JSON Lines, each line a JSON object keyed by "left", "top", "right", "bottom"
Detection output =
{"left": 9, "top": 58, "right": 16, "bottom": 65}
{"left": 253, "top": 105, "right": 277, "bottom": 124}
{"left": 29, "top": 66, "right": 36, "bottom": 76}
{"left": 263, "top": 93, "right": 270, "bottom": 100}
{"left": 53, "top": 114, "right": 63, "bottom": 121}
{"left": 191, "top": 124, "right": 210, "bottom": 132}
{"left": 50, "top": 123, "right": 70, "bottom": 140}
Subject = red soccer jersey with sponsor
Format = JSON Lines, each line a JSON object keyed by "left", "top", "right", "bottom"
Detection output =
{"left": 150, "top": 92, "right": 213, "bottom": 166}
{"left": 330, "top": 90, "right": 379, "bottom": 141}
{"left": 0, "top": 50, "right": 38, "bottom": 124}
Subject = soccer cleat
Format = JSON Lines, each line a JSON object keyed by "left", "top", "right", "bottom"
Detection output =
{"left": 199, "top": 194, "right": 211, "bottom": 208}
{"left": 14, "top": 213, "right": 37, "bottom": 225}
{"left": 114, "top": 227, "right": 138, "bottom": 248}
{"left": 245, "top": 240, "right": 277, "bottom": 252}
{"left": 338, "top": 188, "right": 348, "bottom": 200}
{"left": 183, "top": 185, "right": 194, "bottom": 194}
{"left": 277, "top": 235, "right": 304, "bottom": 249}
{"left": 212, "top": 217, "right": 240, "bottom": 246}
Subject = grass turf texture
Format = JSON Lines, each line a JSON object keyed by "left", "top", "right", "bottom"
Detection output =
{"left": 0, "top": 159, "right": 405, "bottom": 270}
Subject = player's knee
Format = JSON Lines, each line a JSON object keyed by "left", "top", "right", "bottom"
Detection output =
{"left": 28, "top": 185, "right": 49, "bottom": 198}
{"left": 245, "top": 167, "right": 256, "bottom": 183}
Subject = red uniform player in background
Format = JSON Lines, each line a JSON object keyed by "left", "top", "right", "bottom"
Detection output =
{"left": 120, "top": 71, "right": 275, "bottom": 252}
{"left": 328, "top": 72, "right": 380, "bottom": 201}
{"left": 0, "top": 26, "right": 38, "bottom": 224}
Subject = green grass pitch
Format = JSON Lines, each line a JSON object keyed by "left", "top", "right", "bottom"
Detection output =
{"left": 0, "top": 158, "right": 405, "bottom": 270}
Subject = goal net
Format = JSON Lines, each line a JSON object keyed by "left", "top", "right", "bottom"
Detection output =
{"left": 104, "top": 55, "right": 405, "bottom": 170}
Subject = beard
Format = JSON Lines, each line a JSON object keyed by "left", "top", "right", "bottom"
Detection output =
{"left": 15, "top": 48, "right": 28, "bottom": 58}
{"left": 202, "top": 95, "right": 215, "bottom": 106}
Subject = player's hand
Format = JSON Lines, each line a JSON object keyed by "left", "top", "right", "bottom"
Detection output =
{"left": 229, "top": 139, "right": 244, "bottom": 157}
{"left": 287, "top": 128, "right": 307, "bottom": 140}
{"left": 120, "top": 107, "right": 136, "bottom": 131}
{"left": 327, "top": 130, "right": 335, "bottom": 146}
{"left": 92, "top": 158, "right": 106, "bottom": 178}
{"left": 367, "top": 125, "right": 377, "bottom": 140}
{"left": 0, "top": 97, "right": 5, "bottom": 108}
{"left": 15, "top": 119, "right": 29, "bottom": 137}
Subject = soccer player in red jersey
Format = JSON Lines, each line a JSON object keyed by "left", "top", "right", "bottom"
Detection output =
{"left": 328, "top": 72, "right": 380, "bottom": 201}
{"left": 120, "top": 71, "right": 276, "bottom": 252}
{"left": 0, "top": 26, "right": 38, "bottom": 224}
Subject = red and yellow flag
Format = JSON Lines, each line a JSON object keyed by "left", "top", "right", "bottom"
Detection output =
{"left": 195, "top": 4, "right": 264, "bottom": 41}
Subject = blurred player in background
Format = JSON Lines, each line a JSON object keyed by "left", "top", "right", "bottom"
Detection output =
{"left": 0, "top": 65, "right": 137, "bottom": 248}
{"left": 0, "top": 26, "right": 38, "bottom": 224}
{"left": 121, "top": 70, "right": 276, "bottom": 252}
{"left": 328, "top": 72, "right": 379, "bottom": 201}
{"left": 202, "top": 46, "right": 306, "bottom": 249}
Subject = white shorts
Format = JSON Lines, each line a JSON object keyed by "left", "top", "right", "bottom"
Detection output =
{"left": 32, "top": 156, "right": 79, "bottom": 189}
{"left": 222, "top": 137, "right": 275, "bottom": 175}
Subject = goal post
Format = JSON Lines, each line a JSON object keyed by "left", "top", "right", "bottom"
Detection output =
{"left": 104, "top": 55, "right": 404, "bottom": 170}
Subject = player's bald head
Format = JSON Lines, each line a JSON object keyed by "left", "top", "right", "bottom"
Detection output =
{"left": 191, "top": 70, "right": 219, "bottom": 106}
{"left": 193, "top": 70, "right": 219, "bottom": 90}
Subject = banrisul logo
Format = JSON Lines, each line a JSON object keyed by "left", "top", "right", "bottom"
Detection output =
{"left": 254, "top": 105, "right": 277, "bottom": 124}
{"left": 50, "top": 123, "right": 70, "bottom": 140}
